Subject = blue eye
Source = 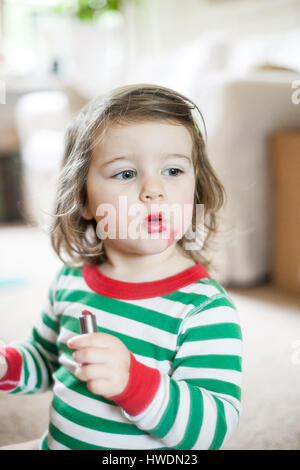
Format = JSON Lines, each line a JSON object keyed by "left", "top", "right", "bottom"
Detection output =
{"left": 113, "top": 170, "right": 136, "bottom": 180}
{"left": 112, "top": 168, "right": 184, "bottom": 180}
{"left": 165, "top": 168, "right": 184, "bottom": 176}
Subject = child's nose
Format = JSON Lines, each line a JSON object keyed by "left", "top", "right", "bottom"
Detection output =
{"left": 139, "top": 178, "right": 165, "bottom": 202}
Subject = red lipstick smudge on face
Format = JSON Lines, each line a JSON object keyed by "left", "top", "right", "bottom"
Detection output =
{"left": 167, "top": 229, "right": 179, "bottom": 246}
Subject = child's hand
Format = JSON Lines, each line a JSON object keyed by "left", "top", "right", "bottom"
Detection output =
{"left": 0, "top": 352, "right": 8, "bottom": 380}
{"left": 67, "top": 333, "right": 131, "bottom": 399}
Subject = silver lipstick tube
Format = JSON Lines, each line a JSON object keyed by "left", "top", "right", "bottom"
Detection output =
{"left": 79, "top": 311, "right": 98, "bottom": 334}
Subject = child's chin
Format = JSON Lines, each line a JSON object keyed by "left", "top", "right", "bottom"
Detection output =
{"left": 128, "top": 236, "right": 177, "bottom": 253}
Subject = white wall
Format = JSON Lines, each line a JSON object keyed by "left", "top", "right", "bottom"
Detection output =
{"left": 127, "top": 0, "right": 300, "bottom": 58}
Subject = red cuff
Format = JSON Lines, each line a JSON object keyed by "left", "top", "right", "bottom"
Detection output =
{"left": 0, "top": 347, "right": 23, "bottom": 391}
{"left": 109, "top": 352, "right": 161, "bottom": 416}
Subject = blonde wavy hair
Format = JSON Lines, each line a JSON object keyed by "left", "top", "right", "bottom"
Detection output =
{"left": 49, "top": 83, "right": 227, "bottom": 274}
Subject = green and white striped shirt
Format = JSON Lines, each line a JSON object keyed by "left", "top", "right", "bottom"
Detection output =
{"left": 0, "top": 262, "right": 242, "bottom": 450}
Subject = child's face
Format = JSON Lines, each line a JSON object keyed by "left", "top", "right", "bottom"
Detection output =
{"left": 82, "top": 120, "right": 195, "bottom": 256}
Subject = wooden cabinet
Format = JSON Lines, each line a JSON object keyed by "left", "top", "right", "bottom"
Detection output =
{"left": 269, "top": 130, "right": 300, "bottom": 295}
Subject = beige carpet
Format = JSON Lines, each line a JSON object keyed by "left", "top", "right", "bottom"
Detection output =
{"left": 0, "top": 223, "right": 299, "bottom": 450}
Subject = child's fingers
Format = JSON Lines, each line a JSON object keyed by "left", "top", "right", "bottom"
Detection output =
{"left": 67, "top": 332, "right": 115, "bottom": 350}
{"left": 73, "top": 347, "right": 111, "bottom": 365}
{"left": 0, "top": 352, "right": 8, "bottom": 380}
{"left": 86, "top": 378, "right": 122, "bottom": 398}
{"left": 75, "top": 363, "right": 110, "bottom": 382}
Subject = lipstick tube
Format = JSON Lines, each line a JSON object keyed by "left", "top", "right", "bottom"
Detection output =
{"left": 79, "top": 310, "right": 98, "bottom": 334}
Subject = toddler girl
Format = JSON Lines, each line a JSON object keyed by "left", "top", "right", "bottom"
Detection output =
{"left": 0, "top": 84, "right": 242, "bottom": 450}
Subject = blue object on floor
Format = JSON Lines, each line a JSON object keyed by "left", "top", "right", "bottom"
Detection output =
{"left": 0, "top": 276, "right": 28, "bottom": 289}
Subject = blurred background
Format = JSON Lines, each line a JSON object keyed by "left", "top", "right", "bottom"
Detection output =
{"left": 0, "top": 0, "right": 300, "bottom": 450}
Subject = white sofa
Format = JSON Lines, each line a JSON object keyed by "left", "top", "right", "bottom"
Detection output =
{"left": 201, "top": 73, "right": 300, "bottom": 286}
{"left": 14, "top": 91, "right": 72, "bottom": 229}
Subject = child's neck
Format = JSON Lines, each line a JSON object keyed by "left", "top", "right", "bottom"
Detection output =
{"left": 99, "top": 245, "right": 196, "bottom": 283}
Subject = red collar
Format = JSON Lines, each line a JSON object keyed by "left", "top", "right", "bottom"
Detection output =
{"left": 82, "top": 263, "right": 210, "bottom": 299}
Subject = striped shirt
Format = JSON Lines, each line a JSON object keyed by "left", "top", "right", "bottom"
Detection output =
{"left": 0, "top": 262, "right": 242, "bottom": 450}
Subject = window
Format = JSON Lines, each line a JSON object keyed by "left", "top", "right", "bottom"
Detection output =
{"left": 2, "top": 1, "right": 60, "bottom": 73}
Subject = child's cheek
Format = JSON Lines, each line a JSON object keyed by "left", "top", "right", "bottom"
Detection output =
{"left": 172, "top": 202, "right": 194, "bottom": 241}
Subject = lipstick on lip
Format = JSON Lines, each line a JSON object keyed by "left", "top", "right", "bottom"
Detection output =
{"left": 144, "top": 212, "right": 167, "bottom": 233}
{"left": 146, "top": 212, "right": 163, "bottom": 222}
{"left": 79, "top": 310, "right": 98, "bottom": 334}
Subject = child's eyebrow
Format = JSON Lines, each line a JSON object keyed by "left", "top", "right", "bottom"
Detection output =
{"left": 100, "top": 153, "right": 192, "bottom": 168}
